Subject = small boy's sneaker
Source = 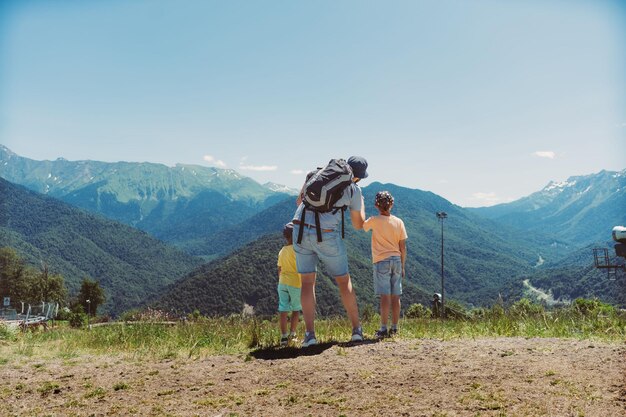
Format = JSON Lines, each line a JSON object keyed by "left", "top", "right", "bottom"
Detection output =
{"left": 280, "top": 336, "right": 289, "bottom": 346}
{"left": 389, "top": 328, "right": 398, "bottom": 336}
{"left": 375, "top": 328, "right": 389, "bottom": 339}
{"left": 289, "top": 332, "right": 298, "bottom": 342}
{"left": 351, "top": 327, "right": 364, "bottom": 342}
{"left": 302, "top": 332, "right": 317, "bottom": 347}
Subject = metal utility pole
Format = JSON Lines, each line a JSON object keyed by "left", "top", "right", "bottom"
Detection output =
{"left": 86, "top": 299, "right": 91, "bottom": 330}
{"left": 436, "top": 212, "right": 447, "bottom": 319}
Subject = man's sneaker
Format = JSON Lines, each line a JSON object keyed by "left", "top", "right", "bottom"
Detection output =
{"left": 351, "top": 327, "right": 364, "bottom": 342}
{"left": 302, "top": 332, "right": 317, "bottom": 347}
{"left": 375, "top": 328, "right": 389, "bottom": 339}
{"left": 280, "top": 336, "right": 289, "bottom": 346}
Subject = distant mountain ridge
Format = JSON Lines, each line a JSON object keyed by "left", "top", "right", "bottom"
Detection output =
{"left": 469, "top": 169, "right": 626, "bottom": 246}
{"left": 0, "top": 177, "right": 202, "bottom": 315}
{"left": 0, "top": 145, "right": 293, "bottom": 256}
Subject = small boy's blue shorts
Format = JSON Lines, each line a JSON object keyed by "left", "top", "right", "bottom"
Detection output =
{"left": 293, "top": 228, "right": 348, "bottom": 277}
{"left": 277, "top": 283, "right": 302, "bottom": 312}
{"left": 374, "top": 256, "right": 403, "bottom": 296}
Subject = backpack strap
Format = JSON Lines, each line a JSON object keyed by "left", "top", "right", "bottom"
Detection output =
{"left": 341, "top": 206, "right": 346, "bottom": 239}
{"left": 297, "top": 207, "right": 306, "bottom": 244}
{"left": 314, "top": 211, "right": 323, "bottom": 243}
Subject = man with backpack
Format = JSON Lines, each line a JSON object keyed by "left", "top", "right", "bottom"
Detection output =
{"left": 292, "top": 156, "right": 368, "bottom": 347}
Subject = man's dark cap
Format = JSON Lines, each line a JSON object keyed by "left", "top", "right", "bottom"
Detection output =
{"left": 347, "top": 156, "right": 368, "bottom": 179}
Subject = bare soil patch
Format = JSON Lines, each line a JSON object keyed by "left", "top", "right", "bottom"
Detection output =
{"left": 1, "top": 337, "right": 624, "bottom": 416}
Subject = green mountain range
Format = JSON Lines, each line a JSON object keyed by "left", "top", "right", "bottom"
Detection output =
{"left": 3, "top": 145, "right": 623, "bottom": 315}
{"left": 0, "top": 145, "right": 293, "bottom": 258}
{"left": 0, "top": 177, "right": 202, "bottom": 315}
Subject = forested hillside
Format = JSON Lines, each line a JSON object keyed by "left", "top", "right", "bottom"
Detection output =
{"left": 154, "top": 182, "right": 574, "bottom": 316}
{"left": 154, "top": 233, "right": 435, "bottom": 317}
{"left": 0, "top": 178, "right": 202, "bottom": 315}
{"left": 523, "top": 242, "right": 626, "bottom": 307}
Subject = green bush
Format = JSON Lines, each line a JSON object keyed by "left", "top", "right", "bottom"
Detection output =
{"left": 0, "top": 323, "right": 16, "bottom": 341}
{"left": 509, "top": 298, "right": 544, "bottom": 318}
{"left": 119, "top": 309, "right": 141, "bottom": 322}
{"left": 469, "top": 307, "right": 488, "bottom": 319}
{"left": 405, "top": 303, "right": 431, "bottom": 319}
{"left": 55, "top": 307, "right": 72, "bottom": 321}
{"left": 444, "top": 299, "right": 469, "bottom": 319}
{"left": 571, "top": 298, "right": 615, "bottom": 316}
{"left": 68, "top": 312, "right": 86, "bottom": 328}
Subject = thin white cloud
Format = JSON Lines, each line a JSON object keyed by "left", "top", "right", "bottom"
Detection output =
{"left": 533, "top": 151, "right": 556, "bottom": 159}
{"left": 471, "top": 192, "right": 516, "bottom": 207}
{"left": 239, "top": 164, "right": 277, "bottom": 172}
{"left": 472, "top": 192, "right": 502, "bottom": 205}
{"left": 290, "top": 169, "right": 305, "bottom": 175}
{"left": 203, "top": 154, "right": 227, "bottom": 168}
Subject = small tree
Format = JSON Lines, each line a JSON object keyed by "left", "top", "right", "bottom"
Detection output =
{"left": 77, "top": 278, "right": 105, "bottom": 317}
{"left": 30, "top": 262, "right": 67, "bottom": 304}
{"left": 0, "top": 247, "right": 31, "bottom": 303}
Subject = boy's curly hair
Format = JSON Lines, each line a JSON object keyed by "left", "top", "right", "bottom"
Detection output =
{"left": 375, "top": 191, "right": 394, "bottom": 211}
{"left": 283, "top": 222, "right": 294, "bottom": 240}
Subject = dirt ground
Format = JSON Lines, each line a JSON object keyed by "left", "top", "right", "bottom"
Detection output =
{"left": 1, "top": 337, "right": 624, "bottom": 416}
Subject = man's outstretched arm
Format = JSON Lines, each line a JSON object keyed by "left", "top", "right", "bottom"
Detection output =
{"left": 350, "top": 195, "right": 365, "bottom": 230}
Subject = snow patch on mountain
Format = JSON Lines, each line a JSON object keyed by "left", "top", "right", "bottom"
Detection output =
{"left": 263, "top": 182, "right": 298, "bottom": 195}
{"left": 543, "top": 180, "right": 576, "bottom": 193}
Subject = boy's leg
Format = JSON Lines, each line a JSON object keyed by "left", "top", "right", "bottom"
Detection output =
{"left": 290, "top": 311, "right": 299, "bottom": 334}
{"left": 391, "top": 295, "right": 401, "bottom": 328}
{"left": 279, "top": 312, "right": 288, "bottom": 335}
{"left": 300, "top": 273, "right": 317, "bottom": 334}
{"left": 335, "top": 273, "right": 360, "bottom": 330}
{"left": 379, "top": 294, "right": 391, "bottom": 328}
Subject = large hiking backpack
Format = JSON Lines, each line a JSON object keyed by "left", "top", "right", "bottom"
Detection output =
{"left": 297, "top": 159, "right": 353, "bottom": 243}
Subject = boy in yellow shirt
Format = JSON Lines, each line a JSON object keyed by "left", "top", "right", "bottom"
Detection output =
{"left": 277, "top": 222, "right": 302, "bottom": 346}
{"left": 363, "top": 191, "right": 408, "bottom": 338}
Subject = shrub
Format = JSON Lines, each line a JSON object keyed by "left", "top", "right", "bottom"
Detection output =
{"left": 444, "top": 299, "right": 469, "bottom": 319}
{"left": 469, "top": 307, "right": 488, "bottom": 319}
{"left": 571, "top": 298, "right": 615, "bottom": 316}
{"left": 55, "top": 307, "right": 72, "bottom": 321}
{"left": 405, "top": 303, "right": 431, "bottom": 319}
{"left": 508, "top": 298, "right": 544, "bottom": 318}
{"left": 0, "top": 323, "right": 17, "bottom": 341}
{"left": 68, "top": 312, "right": 86, "bottom": 328}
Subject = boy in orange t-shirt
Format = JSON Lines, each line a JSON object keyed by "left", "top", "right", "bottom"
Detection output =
{"left": 363, "top": 191, "right": 407, "bottom": 338}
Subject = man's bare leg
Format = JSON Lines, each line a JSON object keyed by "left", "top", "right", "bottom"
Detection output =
{"left": 300, "top": 273, "right": 317, "bottom": 334}
{"left": 335, "top": 273, "right": 360, "bottom": 329}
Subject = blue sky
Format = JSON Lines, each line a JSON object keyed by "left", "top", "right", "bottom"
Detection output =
{"left": 1, "top": 0, "right": 624, "bottom": 207}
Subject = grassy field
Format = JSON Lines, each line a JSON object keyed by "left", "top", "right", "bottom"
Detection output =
{"left": 1, "top": 300, "right": 624, "bottom": 416}
{"left": 1, "top": 299, "right": 624, "bottom": 361}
